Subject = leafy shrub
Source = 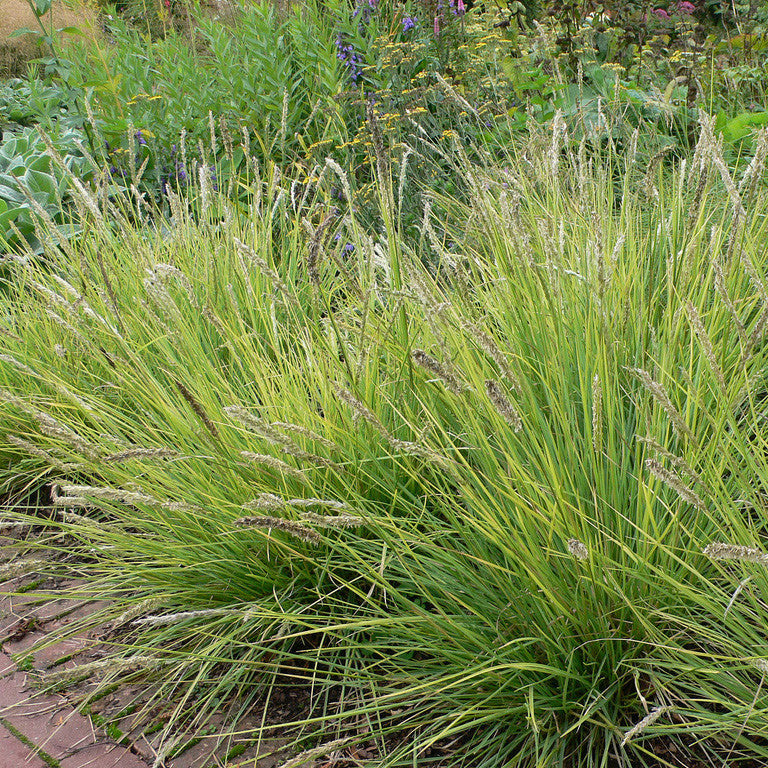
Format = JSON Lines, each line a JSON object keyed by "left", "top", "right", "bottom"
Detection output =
{"left": 0, "top": 125, "right": 90, "bottom": 254}
{"left": 0, "top": 76, "right": 85, "bottom": 131}
{"left": 62, "top": 0, "right": 345, "bottom": 188}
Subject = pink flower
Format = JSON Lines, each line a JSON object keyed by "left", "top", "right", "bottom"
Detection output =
{"left": 457, "top": 0, "right": 465, "bottom": 13}
{"left": 677, "top": 1, "right": 696, "bottom": 12}
{"left": 652, "top": 7, "right": 671, "bottom": 18}
{"left": 434, "top": 14, "right": 440, "bottom": 36}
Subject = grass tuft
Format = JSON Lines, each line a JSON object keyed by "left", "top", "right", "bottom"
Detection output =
{"left": 1, "top": 122, "right": 768, "bottom": 766}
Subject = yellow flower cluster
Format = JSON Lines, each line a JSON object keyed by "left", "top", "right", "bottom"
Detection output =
{"left": 306, "top": 138, "right": 335, "bottom": 153}
{"left": 126, "top": 92, "right": 163, "bottom": 106}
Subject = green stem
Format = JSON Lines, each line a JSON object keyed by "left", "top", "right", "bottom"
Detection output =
{"left": 23, "top": 0, "right": 97, "bottom": 157}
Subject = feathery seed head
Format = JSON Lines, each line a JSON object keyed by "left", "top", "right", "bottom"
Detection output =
{"left": 412, "top": 349, "right": 466, "bottom": 395}
{"left": 7, "top": 435, "right": 83, "bottom": 471}
{"left": 232, "top": 239, "right": 300, "bottom": 309}
{"left": 645, "top": 459, "right": 705, "bottom": 509}
{"left": 111, "top": 598, "right": 166, "bottom": 630}
{"left": 333, "top": 384, "right": 388, "bottom": 433}
{"left": 620, "top": 705, "right": 671, "bottom": 747}
{"left": 703, "top": 542, "right": 768, "bottom": 565}
{"left": 104, "top": 447, "right": 178, "bottom": 463}
{"left": 592, "top": 374, "right": 603, "bottom": 453}
{"left": 567, "top": 539, "right": 589, "bottom": 560}
{"left": 0, "top": 558, "right": 48, "bottom": 580}
{"left": 234, "top": 515, "right": 322, "bottom": 544}
{"left": 175, "top": 381, "right": 220, "bottom": 439}
{"left": 299, "top": 512, "right": 363, "bottom": 528}
{"left": 46, "top": 656, "right": 167, "bottom": 683}
{"left": 244, "top": 493, "right": 284, "bottom": 511}
{"left": 627, "top": 368, "right": 693, "bottom": 440}
{"left": 636, "top": 437, "right": 708, "bottom": 491}
{"left": 462, "top": 322, "right": 521, "bottom": 391}
{"left": 685, "top": 302, "right": 726, "bottom": 389}
{"left": 134, "top": 608, "right": 236, "bottom": 627}
{"left": 485, "top": 380, "right": 523, "bottom": 432}
{"left": 240, "top": 452, "right": 307, "bottom": 480}
{"left": 35, "top": 413, "right": 100, "bottom": 458}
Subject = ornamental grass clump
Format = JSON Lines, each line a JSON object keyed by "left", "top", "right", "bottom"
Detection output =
{"left": 1, "top": 120, "right": 768, "bottom": 767}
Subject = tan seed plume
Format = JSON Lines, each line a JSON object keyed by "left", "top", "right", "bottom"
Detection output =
{"left": 567, "top": 539, "right": 589, "bottom": 560}
{"left": 299, "top": 512, "right": 363, "bottom": 528}
{"left": 712, "top": 259, "right": 748, "bottom": 350}
{"left": 270, "top": 422, "right": 338, "bottom": 452}
{"left": 751, "top": 658, "right": 768, "bottom": 674}
{"left": 134, "top": 608, "right": 236, "bottom": 627}
{"left": 234, "top": 516, "right": 322, "bottom": 545}
{"left": 46, "top": 656, "right": 167, "bottom": 683}
{"left": 240, "top": 452, "right": 307, "bottom": 480}
{"left": 620, "top": 705, "right": 671, "bottom": 747}
{"left": 7, "top": 435, "right": 82, "bottom": 472}
{"left": 485, "top": 380, "right": 523, "bottom": 432}
{"left": 592, "top": 374, "right": 603, "bottom": 453}
{"left": 686, "top": 302, "right": 726, "bottom": 389}
{"left": 111, "top": 598, "right": 166, "bottom": 630}
{"left": 307, "top": 209, "right": 337, "bottom": 287}
{"left": 175, "top": 381, "right": 220, "bottom": 440}
{"left": 35, "top": 413, "right": 100, "bottom": 459}
{"left": 703, "top": 542, "right": 768, "bottom": 565}
{"left": 636, "top": 437, "right": 709, "bottom": 493}
{"left": 0, "top": 558, "right": 48, "bottom": 580}
{"left": 461, "top": 321, "right": 521, "bottom": 391}
{"left": 645, "top": 459, "right": 705, "bottom": 510}
{"left": 627, "top": 368, "right": 693, "bottom": 441}
{"left": 243, "top": 495, "right": 350, "bottom": 512}
{"left": 412, "top": 349, "right": 466, "bottom": 395}
{"left": 277, "top": 738, "right": 352, "bottom": 768}
{"left": 227, "top": 406, "right": 340, "bottom": 470}
{"left": 104, "top": 447, "right": 178, "bottom": 463}
{"left": 386, "top": 437, "right": 456, "bottom": 473}
{"left": 332, "top": 385, "right": 388, "bottom": 434}
{"left": 58, "top": 484, "right": 159, "bottom": 507}
{"left": 233, "top": 239, "right": 301, "bottom": 309}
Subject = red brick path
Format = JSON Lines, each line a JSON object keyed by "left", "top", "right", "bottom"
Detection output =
{"left": 0, "top": 577, "right": 149, "bottom": 768}
{"left": 0, "top": 553, "right": 291, "bottom": 768}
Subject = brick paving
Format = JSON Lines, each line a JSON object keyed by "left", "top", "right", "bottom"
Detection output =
{"left": 0, "top": 568, "right": 150, "bottom": 768}
{"left": 0, "top": 548, "right": 295, "bottom": 768}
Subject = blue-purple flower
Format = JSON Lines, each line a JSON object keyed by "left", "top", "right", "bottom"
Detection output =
{"left": 336, "top": 33, "right": 364, "bottom": 84}
{"left": 352, "top": 0, "right": 377, "bottom": 25}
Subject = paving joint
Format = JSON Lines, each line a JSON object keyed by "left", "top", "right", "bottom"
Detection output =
{"left": 0, "top": 715, "right": 61, "bottom": 768}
